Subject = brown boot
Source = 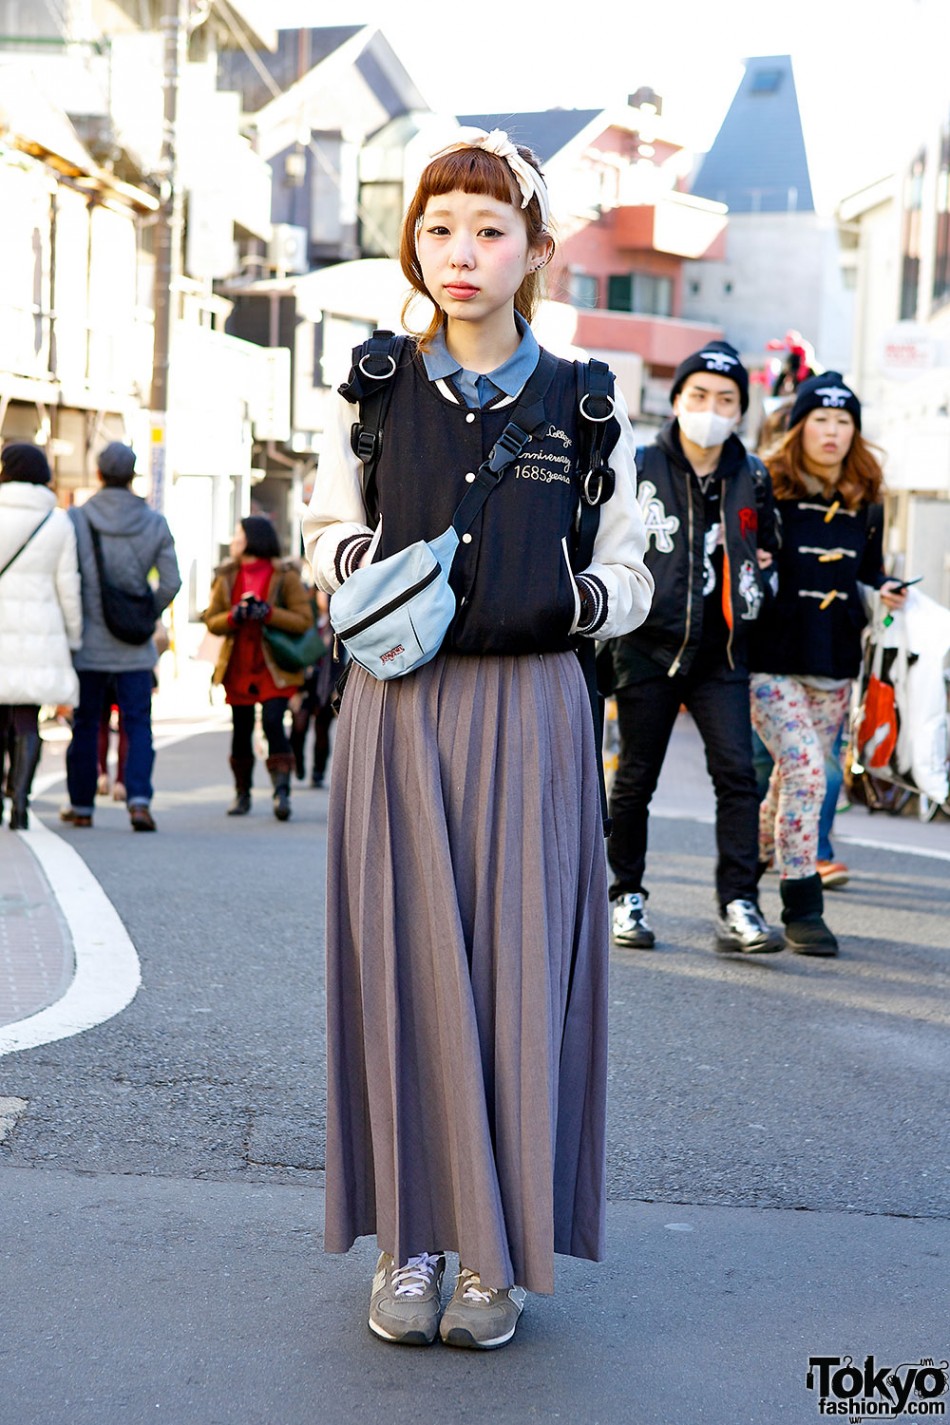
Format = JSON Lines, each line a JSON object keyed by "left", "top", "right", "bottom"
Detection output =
{"left": 266, "top": 754, "right": 295, "bottom": 822}
{"left": 227, "top": 756, "right": 254, "bottom": 816}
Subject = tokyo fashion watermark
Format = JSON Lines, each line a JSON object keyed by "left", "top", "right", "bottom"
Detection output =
{"left": 807, "top": 1356, "right": 948, "bottom": 1418}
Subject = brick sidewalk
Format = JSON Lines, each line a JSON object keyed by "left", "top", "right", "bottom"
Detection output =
{"left": 0, "top": 831, "right": 74, "bottom": 1029}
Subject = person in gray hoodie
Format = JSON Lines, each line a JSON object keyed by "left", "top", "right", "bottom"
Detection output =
{"left": 63, "top": 442, "right": 181, "bottom": 831}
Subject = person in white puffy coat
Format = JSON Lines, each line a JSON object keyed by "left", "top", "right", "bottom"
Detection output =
{"left": 0, "top": 443, "right": 82, "bottom": 829}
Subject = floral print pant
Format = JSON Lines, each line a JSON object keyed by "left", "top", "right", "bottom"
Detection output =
{"left": 749, "top": 674, "right": 852, "bottom": 880}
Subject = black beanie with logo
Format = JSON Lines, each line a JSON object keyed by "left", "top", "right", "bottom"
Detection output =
{"left": 788, "top": 372, "right": 862, "bottom": 431}
{"left": 670, "top": 341, "right": 750, "bottom": 413}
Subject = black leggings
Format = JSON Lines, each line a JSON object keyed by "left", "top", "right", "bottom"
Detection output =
{"left": 230, "top": 698, "right": 291, "bottom": 761}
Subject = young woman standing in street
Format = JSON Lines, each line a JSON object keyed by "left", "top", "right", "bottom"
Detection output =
{"left": 303, "top": 130, "right": 652, "bottom": 1349}
{"left": 750, "top": 374, "right": 907, "bottom": 954}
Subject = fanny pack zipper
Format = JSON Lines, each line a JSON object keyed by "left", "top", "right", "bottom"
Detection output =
{"left": 337, "top": 561, "right": 441, "bottom": 639}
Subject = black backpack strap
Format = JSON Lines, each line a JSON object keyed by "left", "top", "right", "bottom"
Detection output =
{"left": 570, "top": 359, "right": 623, "bottom": 839}
{"left": 338, "top": 329, "right": 409, "bottom": 528}
{"left": 572, "top": 358, "right": 621, "bottom": 574}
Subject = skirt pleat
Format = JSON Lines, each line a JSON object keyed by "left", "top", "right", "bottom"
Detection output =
{"left": 323, "top": 650, "right": 609, "bottom": 1295}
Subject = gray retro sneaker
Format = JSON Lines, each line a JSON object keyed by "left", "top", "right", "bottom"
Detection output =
{"left": 611, "top": 892, "right": 655, "bottom": 948}
{"left": 368, "top": 1251, "right": 445, "bottom": 1345}
{"left": 439, "top": 1267, "right": 526, "bottom": 1350}
{"left": 715, "top": 898, "right": 784, "bottom": 953}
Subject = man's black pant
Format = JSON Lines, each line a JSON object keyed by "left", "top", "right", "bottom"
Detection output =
{"left": 607, "top": 664, "right": 761, "bottom": 910}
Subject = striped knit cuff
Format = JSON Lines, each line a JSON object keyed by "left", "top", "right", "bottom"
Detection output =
{"left": 335, "top": 534, "right": 372, "bottom": 585}
{"left": 576, "top": 573, "right": 608, "bottom": 635}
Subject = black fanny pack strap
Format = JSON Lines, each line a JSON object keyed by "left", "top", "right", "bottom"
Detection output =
{"left": 451, "top": 349, "right": 559, "bottom": 536}
{"left": 0, "top": 510, "right": 53, "bottom": 578}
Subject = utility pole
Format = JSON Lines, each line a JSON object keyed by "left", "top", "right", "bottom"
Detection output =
{"left": 149, "top": 0, "right": 189, "bottom": 512}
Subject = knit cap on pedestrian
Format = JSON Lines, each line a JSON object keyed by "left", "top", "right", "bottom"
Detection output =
{"left": 0, "top": 443, "right": 52, "bottom": 485}
{"left": 670, "top": 341, "right": 749, "bottom": 413}
{"left": 787, "top": 372, "right": 862, "bottom": 431}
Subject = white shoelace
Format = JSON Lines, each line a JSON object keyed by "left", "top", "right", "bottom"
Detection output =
{"left": 392, "top": 1252, "right": 441, "bottom": 1298}
{"left": 459, "top": 1269, "right": 494, "bottom": 1304}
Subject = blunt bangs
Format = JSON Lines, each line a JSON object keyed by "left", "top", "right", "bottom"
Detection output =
{"left": 418, "top": 148, "right": 522, "bottom": 212}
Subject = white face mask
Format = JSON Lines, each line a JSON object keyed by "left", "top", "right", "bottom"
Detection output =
{"left": 677, "top": 408, "right": 738, "bottom": 449}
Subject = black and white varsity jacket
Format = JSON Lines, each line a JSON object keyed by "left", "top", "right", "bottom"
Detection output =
{"left": 612, "top": 420, "right": 780, "bottom": 684}
{"left": 303, "top": 343, "right": 653, "bottom": 656}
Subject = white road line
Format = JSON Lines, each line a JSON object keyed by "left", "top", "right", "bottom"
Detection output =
{"left": 1, "top": 717, "right": 226, "bottom": 1059}
{"left": 0, "top": 818, "right": 141, "bottom": 1058}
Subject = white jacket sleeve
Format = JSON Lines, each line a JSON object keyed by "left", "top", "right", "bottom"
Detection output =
{"left": 302, "top": 392, "right": 375, "bottom": 595}
{"left": 574, "top": 389, "right": 653, "bottom": 640}
{"left": 55, "top": 512, "right": 83, "bottom": 649}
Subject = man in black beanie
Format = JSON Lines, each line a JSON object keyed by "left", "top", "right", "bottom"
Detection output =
{"left": 606, "top": 341, "right": 784, "bottom": 953}
{"left": 63, "top": 442, "right": 180, "bottom": 831}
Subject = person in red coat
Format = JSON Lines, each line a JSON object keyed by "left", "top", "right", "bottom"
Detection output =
{"left": 203, "top": 516, "right": 312, "bottom": 820}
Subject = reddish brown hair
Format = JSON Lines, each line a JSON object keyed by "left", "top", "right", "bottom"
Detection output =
{"left": 399, "top": 145, "right": 552, "bottom": 349}
{"left": 766, "top": 419, "right": 886, "bottom": 508}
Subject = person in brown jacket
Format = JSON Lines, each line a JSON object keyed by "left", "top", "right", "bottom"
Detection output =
{"left": 203, "top": 516, "right": 312, "bottom": 820}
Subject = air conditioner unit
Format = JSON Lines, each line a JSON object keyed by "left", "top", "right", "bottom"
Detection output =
{"left": 268, "top": 223, "right": 308, "bottom": 275}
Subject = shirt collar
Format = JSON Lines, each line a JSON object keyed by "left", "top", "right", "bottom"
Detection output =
{"left": 421, "top": 313, "right": 540, "bottom": 404}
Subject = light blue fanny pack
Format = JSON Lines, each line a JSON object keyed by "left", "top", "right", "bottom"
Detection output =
{"left": 329, "top": 525, "right": 460, "bottom": 680}
{"left": 330, "top": 355, "right": 557, "bottom": 681}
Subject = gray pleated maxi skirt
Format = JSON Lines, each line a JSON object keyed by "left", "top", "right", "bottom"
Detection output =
{"left": 323, "top": 649, "right": 609, "bottom": 1295}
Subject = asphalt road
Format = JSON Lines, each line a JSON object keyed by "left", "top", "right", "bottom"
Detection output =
{"left": 1, "top": 715, "right": 947, "bottom": 1425}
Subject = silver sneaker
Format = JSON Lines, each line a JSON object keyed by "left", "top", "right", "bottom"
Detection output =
{"left": 368, "top": 1251, "right": 445, "bottom": 1345}
{"left": 612, "top": 893, "right": 655, "bottom": 949}
{"left": 715, "top": 898, "right": 784, "bottom": 953}
{"left": 439, "top": 1267, "right": 526, "bottom": 1350}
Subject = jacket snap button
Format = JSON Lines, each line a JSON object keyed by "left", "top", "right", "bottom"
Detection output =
{"left": 465, "top": 412, "right": 476, "bottom": 423}
{"left": 462, "top": 533, "right": 473, "bottom": 544}
{"left": 465, "top": 472, "right": 476, "bottom": 483}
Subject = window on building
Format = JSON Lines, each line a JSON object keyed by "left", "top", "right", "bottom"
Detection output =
{"left": 900, "top": 150, "right": 925, "bottom": 321}
{"left": 723, "top": 280, "right": 734, "bottom": 295}
{"left": 750, "top": 68, "right": 783, "bottom": 94}
{"left": 689, "top": 279, "right": 701, "bottom": 296}
{"left": 934, "top": 125, "right": 950, "bottom": 309}
{"left": 358, "top": 181, "right": 403, "bottom": 258}
{"left": 607, "top": 271, "right": 673, "bottom": 317}
{"left": 568, "top": 271, "right": 599, "bottom": 309}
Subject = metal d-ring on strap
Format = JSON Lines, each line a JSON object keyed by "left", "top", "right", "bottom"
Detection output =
{"left": 358, "top": 352, "right": 397, "bottom": 380}
{"left": 583, "top": 468, "right": 609, "bottom": 506}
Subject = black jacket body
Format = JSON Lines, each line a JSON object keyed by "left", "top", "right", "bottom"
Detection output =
{"left": 749, "top": 496, "right": 884, "bottom": 680}
{"left": 612, "top": 421, "right": 778, "bottom": 688}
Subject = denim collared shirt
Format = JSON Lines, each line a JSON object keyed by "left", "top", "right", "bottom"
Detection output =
{"left": 421, "top": 314, "right": 540, "bottom": 409}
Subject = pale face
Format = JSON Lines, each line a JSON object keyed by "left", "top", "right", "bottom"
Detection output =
{"left": 229, "top": 524, "right": 247, "bottom": 559}
{"left": 673, "top": 372, "right": 741, "bottom": 419}
{"left": 416, "top": 189, "right": 548, "bottom": 330}
{"left": 801, "top": 407, "right": 855, "bottom": 472}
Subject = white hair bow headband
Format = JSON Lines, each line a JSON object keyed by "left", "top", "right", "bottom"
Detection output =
{"left": 429, "top": 127, "right": 551, "bottom": 229}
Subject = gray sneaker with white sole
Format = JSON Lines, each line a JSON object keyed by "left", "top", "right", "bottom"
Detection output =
{"left": 439, "top": 1267, "right": 526, "bottom": 1349}
{"left": 368, "top": 1251, "right": 445, "bottom": 1345}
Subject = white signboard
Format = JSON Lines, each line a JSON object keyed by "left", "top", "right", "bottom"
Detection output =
{"left": 881, "top": 323, "right": 936, "bottom": 381}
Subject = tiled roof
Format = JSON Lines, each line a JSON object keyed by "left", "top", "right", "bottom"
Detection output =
{"left": 690, "top": 56, "right": 814, "bottom": 213}
{"left": 457, "top": 110, "right": 603, "bottom": 164}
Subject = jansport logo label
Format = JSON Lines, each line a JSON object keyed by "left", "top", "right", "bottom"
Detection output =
{"left": 807, "top": 1355, "right": 948, "bottom": 1417}
{"left": 380, "top": 644, "right": 405, "bottom": 665}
